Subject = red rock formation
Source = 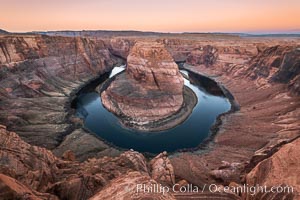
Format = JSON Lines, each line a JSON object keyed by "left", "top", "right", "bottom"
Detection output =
{"left": 186, "top": 45, "right": 218, "bottom": 67}
{"left": 89, "top": 171, "right": 175, "bottom": 200}
{"left": 150, "top": 151, "right": 175, "bottom": 186}
{"left": 0, "top": 125, "right": 60, "bottom": 192}
{"left": 0, "top": 174, "right": 58, "bottom": 200}
{"left": 108, "top": 37, "right": 135, "bottom": 59}
{"left": 126, "top": 42, "right": 184, "bottom": 94}
{"left": 245, "top": 138, "right": 300, "bottom": 200}
{"left": 0, "top": 125, "right": 157, "bottom": 199}
{"left": 209, "top": 161, "right": 243, "bottom": 185}
{"left": 0, "top": 35, "right": 119, "bottom": 151}
{"left": 247, "top": 45, "right": 300, "bottom": 86}
{"left": 101, "top": 41, "right": 185, "bottom": 130}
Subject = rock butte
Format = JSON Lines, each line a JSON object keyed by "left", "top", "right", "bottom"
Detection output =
{"left": 101, "top": 41, "right": 196, "bottom": 131}
{"left": 0, "top": 32, "right": 299, "bottom": 199}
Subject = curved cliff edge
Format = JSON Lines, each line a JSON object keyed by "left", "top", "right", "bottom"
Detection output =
{"left": 0, "top": 34, "right": 300, "bottom": 199}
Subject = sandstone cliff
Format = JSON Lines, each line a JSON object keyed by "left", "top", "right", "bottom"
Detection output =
{"left": 0, "top": 35, "right": 120, "bottom": 155}
{"left": 101, "top": 41, "right": 186, "bottom": 131}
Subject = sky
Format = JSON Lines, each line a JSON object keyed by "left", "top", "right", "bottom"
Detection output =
{"left": 1, "top": 0, "right": 300, "bottom": 33}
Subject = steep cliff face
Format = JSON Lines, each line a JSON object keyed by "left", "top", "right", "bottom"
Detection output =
{"left": 126, "top": 42, "right": 184, "bottom": 94}
{"left": 0, "top": 35, "right": 117, "bottom": 97}
{"left": 186, "top": 45, "right": 218, "bottom": 67}
{"left": 176, "top": 40, "right": 300, "bottom": 95}
{"left": 101, "top": 41, "right": 188, "bottom": 131}
{"left": 0, "top": 35, "right": 120, "bottom": 150}
{"left": 248, "top": 45, "right": 300, "bottom": 88}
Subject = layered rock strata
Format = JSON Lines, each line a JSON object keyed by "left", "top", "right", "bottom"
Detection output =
{"left": 0, "top": 35, "right": 122, "bottom": 159}
{"left": 0, "top": 125, "right": 161, "bottom": 199}
{"left": 168, "top": 43, "right": 300, "bottom": 199}
{"left": 245, "top": 138, "right": 300, "bottom": 199}
{"left": 0, "top": 125, "right": 242, "bottom": 199}
{"left": 101, "top": 42, "right": 193, "bottom": 131}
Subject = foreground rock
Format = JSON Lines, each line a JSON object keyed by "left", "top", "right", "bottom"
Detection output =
{"left": 0, "top": 123, "right": 242, "bottom": 200}
{"left": 0, "top": 125, "right": 60, "bottom": 192}
{"left": 0, "top": 174, "right": 58, "bottom": 200}
{"left": 209, "top": 161, "right": 243, "bottom": 185}
{"left": 89, "top": 171, "right": 175, "bottom": 200}
{"left": 0, "top": 125, "right": 150, "bottom": 199}
{"left": 0, "top": 124, "right": 231, "bottom": 199}
{"left": 101, "top": 41, "right": 191, "bottom": 131}
{"left": 245, "top": 138, "right": 300, "bottom": 200}
{"left": 150, "top": 151, "right": 175, "bottom": 186}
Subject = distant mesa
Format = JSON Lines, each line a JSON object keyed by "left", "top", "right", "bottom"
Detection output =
{"left": 101, "top": 41, "right": 197, "bottom": 131}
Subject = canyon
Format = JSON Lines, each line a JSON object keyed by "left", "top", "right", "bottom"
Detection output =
{"left": 0, "top": 32, "right": 299, "bottom": 199}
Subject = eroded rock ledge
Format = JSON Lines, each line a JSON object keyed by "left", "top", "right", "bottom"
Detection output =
{"left": 0, "top": 124, "right": 244, "bottom": 199}
{"left": 101, "top": 41, "right": 196, "bottom": 131}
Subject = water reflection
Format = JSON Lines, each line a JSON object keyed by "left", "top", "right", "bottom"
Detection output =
{"left": 75, "top": 66, "right": 231, "bottom": 153}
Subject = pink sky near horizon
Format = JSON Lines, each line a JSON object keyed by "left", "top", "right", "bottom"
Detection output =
{"left": 1, "top": 0, "right": 300, "bottom": 33}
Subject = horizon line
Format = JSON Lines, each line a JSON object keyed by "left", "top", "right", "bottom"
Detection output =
{"left": 2, "top": 28, "right": 300, "bottom": 35}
